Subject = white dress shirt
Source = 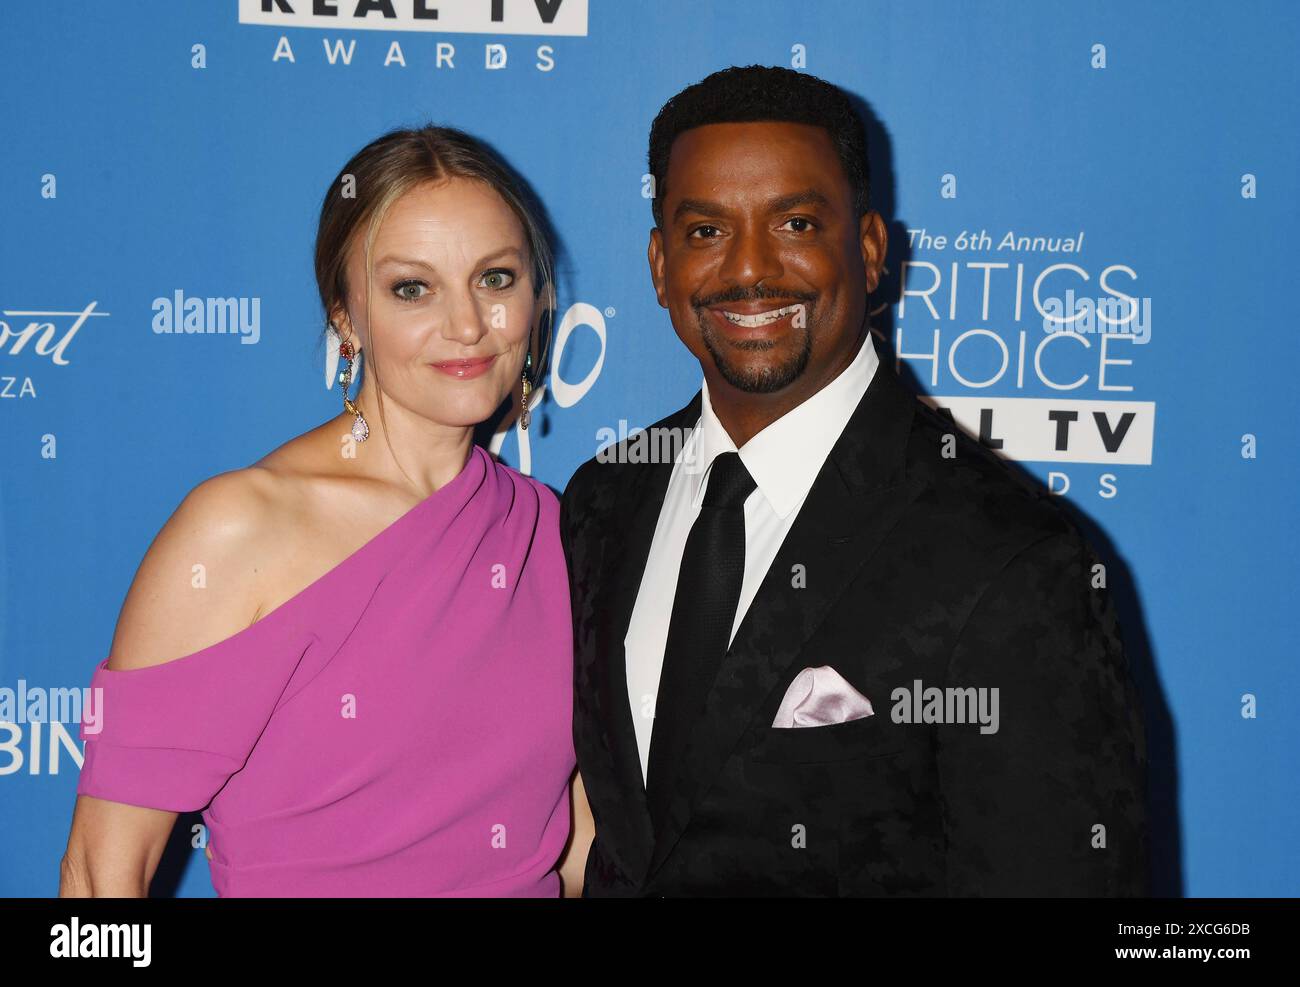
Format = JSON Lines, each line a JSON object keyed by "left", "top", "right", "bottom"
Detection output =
{"left": 624, "top": 332, "right": 881, "bottom": 783}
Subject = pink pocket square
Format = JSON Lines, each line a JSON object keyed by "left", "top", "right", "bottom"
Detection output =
{"left": 771, "top": 666, "right": 874, "bottom": 728}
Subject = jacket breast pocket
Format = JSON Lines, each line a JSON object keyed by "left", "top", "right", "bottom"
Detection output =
{"left": 745, "top": 713, "right": 905, "bottom": 764}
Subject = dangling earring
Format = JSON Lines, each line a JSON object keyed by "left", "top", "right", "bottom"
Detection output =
{"left": 331, "top": 321, "right": 369, "bottom": 442}
{"left": 520, "top": 348, "right": 534, "bottom": 431}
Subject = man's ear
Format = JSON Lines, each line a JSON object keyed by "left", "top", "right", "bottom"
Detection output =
{"left": 647, "top": 227, "right": 668, "bottom": 309}
{"left": 860, "top": 211, "right": 888, "bottom": 295}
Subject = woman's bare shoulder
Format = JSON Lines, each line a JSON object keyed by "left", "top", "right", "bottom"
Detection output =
{"left": 106, "top": 445, "right": 317, "bottom": 672}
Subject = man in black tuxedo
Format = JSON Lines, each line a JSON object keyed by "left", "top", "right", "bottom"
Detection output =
{"left": 560, "top": 65, "right": 1148, "bottom": 896}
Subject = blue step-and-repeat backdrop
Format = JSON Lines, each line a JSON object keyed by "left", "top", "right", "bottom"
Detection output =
{"left": 1, "top": 1, "right": 1297, "bottom": 896}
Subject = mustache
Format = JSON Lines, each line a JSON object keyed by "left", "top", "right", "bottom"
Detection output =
{"left": 692, "top": 285, "right": 818, "bottom": 308}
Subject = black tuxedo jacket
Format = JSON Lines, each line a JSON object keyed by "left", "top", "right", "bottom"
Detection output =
{"left": 560, "top": 360, "right": 1149, "bottom": 896}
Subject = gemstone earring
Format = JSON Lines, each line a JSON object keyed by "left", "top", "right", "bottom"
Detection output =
{"left": 331, "top": 321, "right": 369, "bottom": 442}
{"left": 520, "top": 350, "right": 533, "bottom": 431}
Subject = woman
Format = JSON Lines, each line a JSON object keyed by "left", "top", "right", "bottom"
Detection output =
{"left": 59, "top": 125, "right": 595, "bottom": 897}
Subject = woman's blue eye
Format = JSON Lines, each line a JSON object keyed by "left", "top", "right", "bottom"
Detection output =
{"left": 480, "top": 269, "right": 515, "bottom": 290}
{"left": 393, "top": 280, "right": 427, "bottom": 302}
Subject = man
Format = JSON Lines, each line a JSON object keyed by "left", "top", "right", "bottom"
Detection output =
{"left": 561, "top": 65, "right": 1148, "bottom": 896}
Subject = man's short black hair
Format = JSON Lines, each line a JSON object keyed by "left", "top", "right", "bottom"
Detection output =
{"left": 647, "top": 64, "right": 870, "bottom": 229}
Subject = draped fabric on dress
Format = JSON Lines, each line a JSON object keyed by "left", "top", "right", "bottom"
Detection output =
{"left": 77, "top": 444, "right": 576, "bottom": 897}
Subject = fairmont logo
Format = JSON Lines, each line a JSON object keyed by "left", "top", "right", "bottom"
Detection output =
{"left": 0, "top": 304, "right": 107, "bottom": 366}
{"left": 238, "top": 0, "right": 589, "bottom": 36}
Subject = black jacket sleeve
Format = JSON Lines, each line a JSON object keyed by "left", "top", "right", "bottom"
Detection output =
{"left": 935, "top": 530, "right": 1149, "bottom": 896}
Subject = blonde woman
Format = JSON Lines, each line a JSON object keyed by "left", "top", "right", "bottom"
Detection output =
{"left": 61, "top": 125, "right": 594, "bottom": 897}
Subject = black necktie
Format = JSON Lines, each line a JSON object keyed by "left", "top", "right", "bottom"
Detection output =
{"left": 645, "top": 451, "right": 756, "bottom": 838}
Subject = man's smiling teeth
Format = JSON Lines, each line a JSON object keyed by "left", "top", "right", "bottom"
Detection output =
{"left": 720, "top": 303, "right": 803, "bottom": 328}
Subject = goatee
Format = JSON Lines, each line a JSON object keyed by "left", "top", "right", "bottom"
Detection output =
{"left": 699, "top": 316, "right": 813, "bottom": 393}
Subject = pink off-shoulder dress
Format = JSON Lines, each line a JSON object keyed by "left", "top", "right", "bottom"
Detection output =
{"left": 75, "top": 444, "right": 576, "bottom": 897}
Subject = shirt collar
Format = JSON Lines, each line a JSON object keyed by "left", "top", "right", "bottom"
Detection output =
{"left": 685, "top": 332, "right": 880, "bottom": 518}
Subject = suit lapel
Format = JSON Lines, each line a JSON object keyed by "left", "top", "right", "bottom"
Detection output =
{"left": 588, "top": 394, "right": 702, "bottom": 885}
{"left": 645, "top": 364, "right": 925, "bottom": 881}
